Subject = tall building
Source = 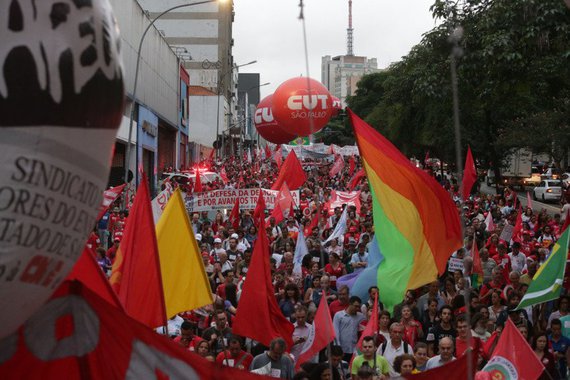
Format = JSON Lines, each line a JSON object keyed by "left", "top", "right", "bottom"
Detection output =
{"left": 137, "top": 0, "right": 235, "bottom": 158}
{"left": 237, "top": 73, "right": 261, "bottom": 153}
{"left": 321, "top": 55, "right": 380, "bottom": 106}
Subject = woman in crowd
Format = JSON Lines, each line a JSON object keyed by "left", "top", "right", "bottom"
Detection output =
{"left": 401, "top": 304, "right": 423, "bottom": 346}
{"left": 488, "top": 289, "right": 506, "bottom": 324}
{"left": 393, "top": 354, "right": 417, "bottom": 376}
{"left": 324, "top": 253, "right": 346, "bottom": 290}
{"left": 279, "top": 283, "right": 302, "bottom": 319}
{"left": 532, "top": 333, "right": 558, "bottom": 380}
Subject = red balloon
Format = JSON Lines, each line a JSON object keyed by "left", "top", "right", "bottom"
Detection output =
{"left": 272, "top": 77, "right": 333, "bottom": 137}
{"left": 254, "top": 95, "right": 297, "bottom": 144}
{"left": 331, "top": 96, "right": 342, "bottom": 117}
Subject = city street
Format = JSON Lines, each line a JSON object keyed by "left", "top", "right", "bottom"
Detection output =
{"left": 479, "top": 182, "right": 563, "bottom": 216}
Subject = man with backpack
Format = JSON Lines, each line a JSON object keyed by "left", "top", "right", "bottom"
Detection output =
{"left": 376, "top": 322, "right": 412, "bottom": 377}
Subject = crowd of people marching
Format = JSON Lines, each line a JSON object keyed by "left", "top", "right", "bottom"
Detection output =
{"left": 92, "top": 151, "right": 570, "bottom": 380}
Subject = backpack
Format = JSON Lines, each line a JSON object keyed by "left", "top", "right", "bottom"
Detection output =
{"left": 380, "top": 341, "right": 410, "bottom": 356}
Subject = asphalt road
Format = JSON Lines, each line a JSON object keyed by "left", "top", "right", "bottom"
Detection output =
{"left": 479, "top": 183, "right": 563, "bottom": 216}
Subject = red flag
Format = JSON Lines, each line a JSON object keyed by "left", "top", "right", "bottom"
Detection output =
{"left": 526, "top": 191, "right": 533, "bottom": 210}
{"left": 329, "top": 154, "right": 345, "bottom": 178}
{"left": 348, "top": 168, "right": 366, "bottom": 191}
{"left": 0, "top": 281, "right": 266, "bottom": 380}
{"left": 270, "top": 183, "right": 294, "bottom": 225}
{"left": 274, "top": 146, "right": 283, "bottom": 169}
{"left": 109, "top": 176, "right": 166, "bottom": 328}
{"left": 462, "top": 146, "right": 477, "bottom": 201}
{"left": 232, "top": 220, "right": 294, "bottom": 348}
{"left": 295, "top": 292, "right": 336, "bottom": 369}
{"left": 220, "top": 167, "right": 229, "bottom": 184}
{"left": 304, "top": 212, "right": 319, "bottom": 236}
{"left": 356, "top": 293, "right": 379, "bottom": 351}
{"left": 271, "top": 150, "right": 307, "bottom": 190}
{"left": 253, "top": 189, "right": 267, "bottom": 224}
{"left": 66, "top": 247, "right": 123, "bottom": 309}
{"left": 406, "top": 350, "right": 477, "bottom": 379}
{"left": 194, "top": 169, "right": 203, "bottom": 193}
{"left": 96, "top": 183, "right": 126, "bottom": 221}
{"left": 348, "top": 155, "right": 356, "bottom": 176}
{"left": 481, "top": 319, "right": 544, "bottom": 380}
{"left": 207, "top": 148, "right": 215, "bottom": 163}
{"left": 264, "top": 144, "right": 272, "bottom": 160}
{"left": 229, "top": 198, "right": 241, "bottom": 230}
{"left": 482, "top": 331, "right": 499, "bottom": 358}
{"left": 512, "top": 204, "right": 523, "bottom": 242}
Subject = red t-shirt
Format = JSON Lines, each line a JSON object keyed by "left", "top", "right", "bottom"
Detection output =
{"left": 455, "top": 336, "right": 482, "bottom": 358}
{"left": 329, "top": 300, "right": 349, "bottom": 318}
{"left": 324, "top": 263, "right": 345, "bottom": 288}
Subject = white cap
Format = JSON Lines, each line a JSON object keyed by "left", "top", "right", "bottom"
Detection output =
{"left": 195, "top": 234, "right": 202, "bottom": 241}
{"left": 214, "top": 238, "right": 222, "bottom": 243}
{"left": 231, "top": 233, "right": 239, "bottom": 239}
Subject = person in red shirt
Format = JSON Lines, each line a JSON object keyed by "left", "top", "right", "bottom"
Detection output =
{"left": 173, "top": 321, "right": 204, "bottom": 352}
{"left": 106, "top": 237, "right": 121, "bottom": 262}
{"left": 455, "top": 315, "right": 483, "bottom": 360}
{"left": 324, "top": 252, "right": 346, "bottom": 290}
{"left": 329, "top": 285, "right": 350, "bottom": 318}
{"left": 479, "top": 267, "right": 506, "bottom": 305}
{"left": 216, "top": 335, "right": 253, "bottom": 370}
{"left": 86, "top": 227, "right": 101, "bottom": 250}
{"left": 519, "top": 231, "right": 536, "bottom": 256}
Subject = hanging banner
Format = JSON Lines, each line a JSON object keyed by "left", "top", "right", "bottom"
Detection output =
{"left": 328, "top": 190, "right": 361, "bottom": 213}
{"left": 151, "top": 182, "right": 174, "bottom": 223}
{"left": 185, "top": 188, "right": 300, "bottom": 212}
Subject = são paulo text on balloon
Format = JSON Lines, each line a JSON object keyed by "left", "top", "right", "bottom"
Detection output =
{"left": 254, "top": 95, "right": 297, "bottom": 144}
{"left": 271, "top": 77, "right": 333, "bottom": 137}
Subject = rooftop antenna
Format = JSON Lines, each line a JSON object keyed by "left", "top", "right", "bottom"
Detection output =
{"left": 347, "top": 0, "right": 354, "bottom": 56}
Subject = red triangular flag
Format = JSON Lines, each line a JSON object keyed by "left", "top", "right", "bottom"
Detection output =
{"left": 295, "top": 292, "right": 336, "bottom": 369}
{"left": 96, "top": 183, "right": 126, "bottom": 221}
{"left": 232, "top": 219, "right": 294, "bottom": 348}
{"left": 482, "top": 331, "right": 499, "bottom": 358}
{"left": 526, "top": 191, "right": 533, "bottom": 210}
{"left": 348, "top": 168, "right": 366, "bottom": 191}
{"left": 253, "top": 189, "right": 267, "bottom": 224}
{"left": 485, "top": 211, "right": 495, "bottom": 232}
{"left": 264, "top": 144, "right": 272, "bottom": 160}
{"left": 194, "top": 169, "right": 203, "bottom": 193}
{"left": 462, "top": 146, "right": 477, "bottom": 201}
{"left": 270, "top": 182, "right": 294, "bottom": 225}
{"left": 220, "top": 167, "right": 228, "bottom": 184}
{"left": 271, "top": 150, "right": 307, "bottom": 190}
{"left": 471, "top": 235, "right": 484, "bottom": 288}
{"left": 109, "top": 175, "right": 166, "bottom": 328}
{"left": 274, "top": 146, "right": 283, "bottom": 169}
{"left": 66, "top": 247, "right": 123, "bottom": 309}
{"left": 481, "top": 319, "right": 544, "bottom": 380}
{"left": 329, "top": 154, "right": 345, "bottom": 178}
{"left": 229, "top": 198, "right": 241, "bottom": 230}
{"left": 348, "top": 155, "right": 356, "bottom": 176}
{"left": 356, "top": 293, "right": 379, "bottom": 351}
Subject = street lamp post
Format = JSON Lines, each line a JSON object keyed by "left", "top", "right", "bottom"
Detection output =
{"left": 216, "top": 60, "right": 257, "bottom": 159}
{"left": 124, "top": 0, "right": 221, "bottom": 187}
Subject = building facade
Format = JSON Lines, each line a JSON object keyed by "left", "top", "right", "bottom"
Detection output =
{"left": 321, "top": 55, "right": 380, "bottom": 106}
{"left": 137, "top": 0, "right": 235, "bottom": 159}
{"left": 110, "top": 0, "right": 189, "bottom": 194}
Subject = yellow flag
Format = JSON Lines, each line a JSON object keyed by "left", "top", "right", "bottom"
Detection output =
{"left": 156, "top": 189, "right": 213, "bottom": 317}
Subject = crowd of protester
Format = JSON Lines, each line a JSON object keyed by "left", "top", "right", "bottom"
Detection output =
{"left": 93, "top": 151, "right": 570, "bottom": 379}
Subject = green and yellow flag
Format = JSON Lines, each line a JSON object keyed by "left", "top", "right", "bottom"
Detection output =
{"left": 516, "top": 227, "right": 570, "bottom": 310}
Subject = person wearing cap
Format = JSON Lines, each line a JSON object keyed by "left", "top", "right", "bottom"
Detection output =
{"left": 210, "top": 237, "right": 226, "bottom": 261}
{"left": 343, "top": 226, "right": 360, "bottom": 249}
{"left": 520, "top": 230, "right": 535, "bottom": 256}
{"left": 350, "top": 242, "right": 369, "bottom": 273}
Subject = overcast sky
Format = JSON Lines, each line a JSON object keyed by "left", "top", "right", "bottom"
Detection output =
{"left": 233, "top": 0, "right": 438, "bottom": 99}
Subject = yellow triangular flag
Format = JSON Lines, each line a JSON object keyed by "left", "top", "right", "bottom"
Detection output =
{"left": 156, "top": 189, "right": 213, "bottom": 317}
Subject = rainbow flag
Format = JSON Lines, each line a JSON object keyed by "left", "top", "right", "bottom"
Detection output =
{"left": 349, "top": 109, "right": 462, "bottom": 311}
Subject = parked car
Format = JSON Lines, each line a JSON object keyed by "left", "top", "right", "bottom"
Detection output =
{"left": 533, "top": 180, "right": 563, "bottom": 202}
